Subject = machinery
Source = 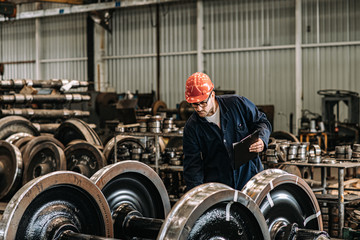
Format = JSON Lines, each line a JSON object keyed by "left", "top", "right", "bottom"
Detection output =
{"left": 318, "top": 89, "right": 360, "bottom": 149}
{"left": 0, "top": 0, "right": 16, "bottom": 18}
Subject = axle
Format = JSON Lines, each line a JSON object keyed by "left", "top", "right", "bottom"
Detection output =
{"left": 113, "top": 203, "right": 164, "bottom": 239}
{"left": 272, "top": 222, "right": 330, "bottom": 240}
{"left": 0, "top": 94, "right": 90, "bottom": 104}
{"left": 59, "top": 230, "right": 119, "bottom": 240}
{"left": 47, "top": 203, "right": 164, "bottom": 240}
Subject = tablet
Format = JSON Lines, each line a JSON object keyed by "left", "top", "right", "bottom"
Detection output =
{"left": 233, "top": 129, "right": 260, "bottom": 169}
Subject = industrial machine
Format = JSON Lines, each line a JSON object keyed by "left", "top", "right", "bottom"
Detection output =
{"left": 318, "top": 89, "right": 359, "bottom": 150}
{"left": 0, "top": 0, "right": 16, "bottom": 18}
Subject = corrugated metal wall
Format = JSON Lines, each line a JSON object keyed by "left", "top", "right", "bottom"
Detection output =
{"left": 103, "top": 0, "right": 299, "bottom": 131}
{"left": 0, "top": 13, "right": 87, "bottom": 81}
{"left": 1, "top": 0, "right": 359, "bottom": 132}
{"left": 104, "top": 1, "right": 197, "bottom": 108}
{"left": 104, "top": 0, "right": 359, "bottom": 131}
{"left": 0, "top": 19, "right": 36, "bottom": 78}
{"left": 159, "top": 2, "right": 197, "bottom": 108}
{"left": 202, "top": 0, "right": 296, "bottom": 132}
{"left": 104, "top": 6, "right": 157, "bottom": 93}
{"left": 41, "top": 14, "right": 87, "bottom": 81}
{"left": 302, "top": 0, "right": 360, "bottom": 122}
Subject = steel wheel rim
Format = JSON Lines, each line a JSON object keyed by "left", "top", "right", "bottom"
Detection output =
{"left": 157, "top": 183, "right": 270, "bottom": 240}
{"left": 242, "top": 169, "right": 323, "bottom": 235}
{"left": 91, "top": 160, "right": 170, "bottom": 219}
{"left": 0, "top": 141, "right": 22, "bottom": 200}
{"left": 0, "top": 171, "right": 113, "bottom": 239}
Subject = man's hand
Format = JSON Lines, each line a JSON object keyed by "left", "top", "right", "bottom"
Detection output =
{"left": 249, "top": 138, "right": 264, "bottom": 153}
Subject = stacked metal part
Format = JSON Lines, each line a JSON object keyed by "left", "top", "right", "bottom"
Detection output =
{"left": 137, "top": 115, "right": 150, "bottom": 132}
{"left": 160, "top": 170, "right": 185, "bottom": 203}
{"left": 266, "top": 147, "right": 278, "bottom": 163}
{"left": 0, "top": 79, "right": 90, "bottom": 124}
{"left": 267, "top": 140, "right": 311, "bottom": 163}
{"left": 123, "top": 115, "right": 181, "bottom": 134}
{"left": 297, "top": 143, "right": 308, "bottom": 161}
{"left": 335, "top": 145, "right": 353, "bottom": 160}
{"left": 353, "top": 144, "right": 360, "bottom": 159}
{"left": 287, "top": 143, "right": 299, "bottom": 161}
{"left": 266, "top": 139, "right": 324, "bottom": 164}
{"left": 162, "top": 117, "right": 178, "bottom": 133}
{"left": 308, "top": 144, "right": 322, "bottom": 163}
{"left": 102, "top": 132, "right": 185, "bottom": 201}
{"left": 266, "top": 140, "right": 288, "bottom": 163}
{"left": 148, "top": 115, "right": 163, "bottom": 133}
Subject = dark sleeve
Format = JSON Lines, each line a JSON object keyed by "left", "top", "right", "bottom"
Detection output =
{"left": 242, "top": 97, "right": 272, "bottom": 149}
{"left": 182, "top": 123, "right": 204, "bottom": 191}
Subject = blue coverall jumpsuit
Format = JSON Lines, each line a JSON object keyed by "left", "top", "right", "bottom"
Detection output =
{"left": 183, "top": 95, "right": 272, "bottom": 191}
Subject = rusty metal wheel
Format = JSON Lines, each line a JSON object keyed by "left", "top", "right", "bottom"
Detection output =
{"left": 22, "top": 141, "right": 66, "bottom": 185}
{"left": 0, "top": 140, "right": 22, "bottom": 201}
{"left": 21, "top": 135, "right": 65, "bottom": 161}
{"left": 0, "top": 171, "right": 113, "bottom": 239}
{"left": 54, "top": 118, "right": 102, "bottom": 147}
{"left": 5, "top": 132, "right": 33, "bottom": 145}
{"left": 13, "top": 135, "right": 34, "bottom": 153}
{"left": 158, "top": 182, "right": 270, "bottom": 239}
{"left": 0, "top": 116, "right": 39, "bottom": 140}
{"left": 178, "top": 100, "right": 193, "bottom": 120}
{"left": 65, "top": 140, "right": 106, "bottom": 177}
{"left": 279, "top": 164, "right": 302, "bottom": 177}
{"left": 151, "top": 100, "right": 167, "bottom": 116}
{"left": 242, "top": 169, "right": 323, "bottom": 239}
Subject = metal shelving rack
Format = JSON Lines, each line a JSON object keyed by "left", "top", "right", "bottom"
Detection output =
{"left": 114, "top": 129, "right": 184, "bottom": 204}
{"left": 114, "top": 128, "right": 183, "bottom": 173}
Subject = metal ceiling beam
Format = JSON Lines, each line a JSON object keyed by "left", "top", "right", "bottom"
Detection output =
{"left": 11, "top": 0, "right": 84, "bottom": 4}
{"left": 0, "top": 0, "right": 180, "bottom": 21}
{"left": 295, "top": 0, "right": 302, "bottom": 137}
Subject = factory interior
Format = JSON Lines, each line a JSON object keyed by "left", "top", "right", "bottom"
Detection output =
{"left": 0, "top": 0, "right": 360, "bottom": 239}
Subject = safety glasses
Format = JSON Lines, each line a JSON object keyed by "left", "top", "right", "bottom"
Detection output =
{"left": 191, "top": 90, "right": 213, "bottom": 108}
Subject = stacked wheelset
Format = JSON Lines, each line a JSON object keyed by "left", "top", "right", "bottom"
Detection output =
{"left": 0, "top": 160, "right": 329, "bottom": 240}
{"left": 0, "top": 117, "right": 105, "bottom": 201}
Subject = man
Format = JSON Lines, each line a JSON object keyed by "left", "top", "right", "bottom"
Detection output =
{"left": 183, "top": 72, "right": 272, "bottom": 191}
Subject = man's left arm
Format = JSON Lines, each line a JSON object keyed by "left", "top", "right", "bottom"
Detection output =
{"left": 241, "top": 97, "right": 272, "bottom": 152}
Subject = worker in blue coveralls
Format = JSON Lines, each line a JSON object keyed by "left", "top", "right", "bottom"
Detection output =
{"left": 182, "top": 72, "right": 272, "bottom": 191}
